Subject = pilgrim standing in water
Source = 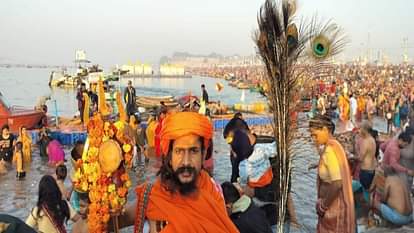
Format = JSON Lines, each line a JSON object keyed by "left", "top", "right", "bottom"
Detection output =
{"left": 47, "top": 139, "right": 65, "bottom": 166}
{"left": 13, "top": 141, "right": 25, "bottom": 179}
{"left": 17, "top": 126, "right": 32, "bottom": 163}
{"left": 37, "top": 126, "right": 51, "bottom": 158}
{"left": 0, "top": 124, "right": 15, "bottom": 163}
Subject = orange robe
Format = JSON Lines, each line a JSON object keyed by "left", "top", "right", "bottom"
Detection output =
{"left": 338, "top": 95, "right": 350, "bottom": 121}
{"left": 135, "top": 170, "right": 239, "bottom": 233}
{"left": 317, "top": 139, "right": 355, "bottom": 233}
{"left": 356, "top": 97, "right": 366, "bottom": 121}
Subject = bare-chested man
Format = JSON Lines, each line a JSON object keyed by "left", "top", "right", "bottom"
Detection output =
{"left": 357, "top": 121, "right": 377, "bottom": 190}
{"left": 373, "top": 166, "right": 413, "bottom": 226}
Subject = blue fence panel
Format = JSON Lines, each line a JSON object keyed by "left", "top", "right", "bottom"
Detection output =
{"left": 71, "top": 132, "right": 87, "bottom": 144}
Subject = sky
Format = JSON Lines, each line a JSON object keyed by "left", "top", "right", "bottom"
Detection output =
{"left": 0, "top": 0, "right": 413, "bottom": 67}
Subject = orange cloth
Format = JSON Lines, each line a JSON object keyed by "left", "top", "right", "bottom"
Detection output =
{"left": 317, "top": 139, "right": 355, "bottom": 233}
{"left": 160, "top": 112, "right": 213, "bottom": 156}
{"left": 357, "top": 97, "right": 365, "bottom": 114}
{"left": 13, "top": 151, "right": 24, "bottom": 172}
{"left": 338, "top": 95, "right": 350, "bottom": 121}
{"left": 98, "top": 78, "right": 110, "bottom": 116}
{"left": 248, "top": 167, "right": 273, "bottom": 188}
{"left": 134, "top": 170, "right": 239, "bottom": 233}
{"left": 146, "top": 120, "right": 157, "bottom": 148}
{"left": 116, "top": 91, "right": 127, "bottom": 122}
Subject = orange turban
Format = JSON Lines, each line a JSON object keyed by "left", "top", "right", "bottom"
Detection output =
{"left": 160, "top": 112, "right": 213, "bottom": 156}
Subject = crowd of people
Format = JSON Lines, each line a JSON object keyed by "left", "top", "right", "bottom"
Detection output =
{"left": 305, "top": 64, "right": 414, "bottom": 231}
{"left": 2, "top": 61, "right": 414, "bottom": 233}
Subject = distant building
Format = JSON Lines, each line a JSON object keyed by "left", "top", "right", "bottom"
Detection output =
{"left": 159, "top": 64, "right": 185, "bottom": 76}
{"left": 122, "top": 62, "right": 153, "bottom": 75}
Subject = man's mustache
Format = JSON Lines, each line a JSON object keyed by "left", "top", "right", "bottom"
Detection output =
{"left": 175, "top": 166, "right": 196, "bottom": 175}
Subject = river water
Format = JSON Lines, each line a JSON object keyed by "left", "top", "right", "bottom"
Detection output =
{"left": 1, "top": 68, "right": 409, "bottom": 233}
{"left": 0, "top": 68, "right": 264, "bottom": 117}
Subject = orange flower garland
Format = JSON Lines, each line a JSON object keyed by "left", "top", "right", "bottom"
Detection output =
{"left": 73, "top": 114, "right": 133, "bottom": 233}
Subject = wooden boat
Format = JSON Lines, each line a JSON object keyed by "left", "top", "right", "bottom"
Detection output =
{"left": 178, "top": 95, "right": 199, "bottom": 107}
{"left": 136, "top": 96, "right": 178, "bottom": 108}
{"left": 0, "top": 95, "right": 46, "bottom": 132}
{"left": 237, "top": 82, "right": 250, "bottom": 89}
{"left": 229, "top": 80, "right": 239, "bottom": 87}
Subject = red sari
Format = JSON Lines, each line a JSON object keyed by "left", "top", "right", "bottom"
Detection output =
{"left": 317, "top": 139, "right": 355, "bottom": 233}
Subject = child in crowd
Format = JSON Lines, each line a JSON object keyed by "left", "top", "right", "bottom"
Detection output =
{"left": 56, "top": 164, "right": 71, "bottom": 201}
{"left": 13, "top": 142, "right": 25, "bottom": 179}
{"left": 70, "top": 141, "right": 84, "bottom": 212}
{"left": 135, "top": 117, "right": 147, "bottom": 166}
{"left": 71, "top": 192, "right": 89, "bottom": 233}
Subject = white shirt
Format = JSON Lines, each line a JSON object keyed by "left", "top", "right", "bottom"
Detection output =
{"left": 350, "top": 97, "right": 357, "bottom": 115}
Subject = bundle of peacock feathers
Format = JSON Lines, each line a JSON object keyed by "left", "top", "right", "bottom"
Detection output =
{"left": 253, "top": 0, "right": 346, "bottom": 232}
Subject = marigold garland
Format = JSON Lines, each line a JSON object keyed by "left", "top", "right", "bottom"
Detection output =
{"left": 73, "top": 114, "right": 133, "bottom": 233}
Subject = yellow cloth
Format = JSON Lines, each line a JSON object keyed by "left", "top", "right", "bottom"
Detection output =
{"left": 18, "top": 130, "right": 32, "bottom": 163}
{"left": 116, "top": 91, "right": 127, "bottom": 122}
{"left": 318, "top": 146, "right": 342, "bottom": 182}
{"left": 13, "top": 151, "right": 24, "bottom": 172}
{"left": 146, "top": 120, "right": 157, "bottom": 147}
{"left": 338, "top": 95, "right": 349, "bottom": 121}
{"left": 82, "top": 92, "right": 90, "bottom": 126}
{"left": 98, "top": 78, "right": 110, "bottom": 116}
{"left": 357, "top": 97, "right": 366, "bottom": 113}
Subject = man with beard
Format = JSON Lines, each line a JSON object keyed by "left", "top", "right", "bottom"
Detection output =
{"left": 118, "top": 112, "right": 238, "bottom": 233}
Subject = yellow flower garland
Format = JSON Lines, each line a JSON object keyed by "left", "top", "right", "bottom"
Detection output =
{"left": 73, "top": 114, "right": 133, "bottom": 232}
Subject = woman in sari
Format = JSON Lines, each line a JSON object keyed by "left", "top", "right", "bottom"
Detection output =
{"left": 47, "top": 140, "right": 65, "bottom": 166}
{"left": 17, "top": 126, "right": 32, "bottom": 163}
{"left": 26, "top": 175, "right": 79, "bottom": 233}
{"left": 309, "top": 114, "right": 355, "bottom": 233}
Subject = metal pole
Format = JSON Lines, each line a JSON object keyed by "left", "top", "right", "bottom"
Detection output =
{"left": 54, "top": 99, "right": 59, "bottom": 128}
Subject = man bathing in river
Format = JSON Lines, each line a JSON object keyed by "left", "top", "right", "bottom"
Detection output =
{"left": 372, "top": 166, "right": 413, "bottom": 226}
{"left": 356, "top": 121, "right": 377, "bottom": 190}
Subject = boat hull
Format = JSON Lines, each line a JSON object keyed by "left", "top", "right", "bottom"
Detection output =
{"left": 0, "top": 111, "right": 45, "bottom": 132}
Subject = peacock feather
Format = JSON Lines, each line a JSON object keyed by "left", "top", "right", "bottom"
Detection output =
{"left": 253, "top": 0, "right": 346, "bottom": 232}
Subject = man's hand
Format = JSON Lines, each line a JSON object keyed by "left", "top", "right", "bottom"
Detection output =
{"left": 407, "top": 169, "right": 414, "bottom": 176}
